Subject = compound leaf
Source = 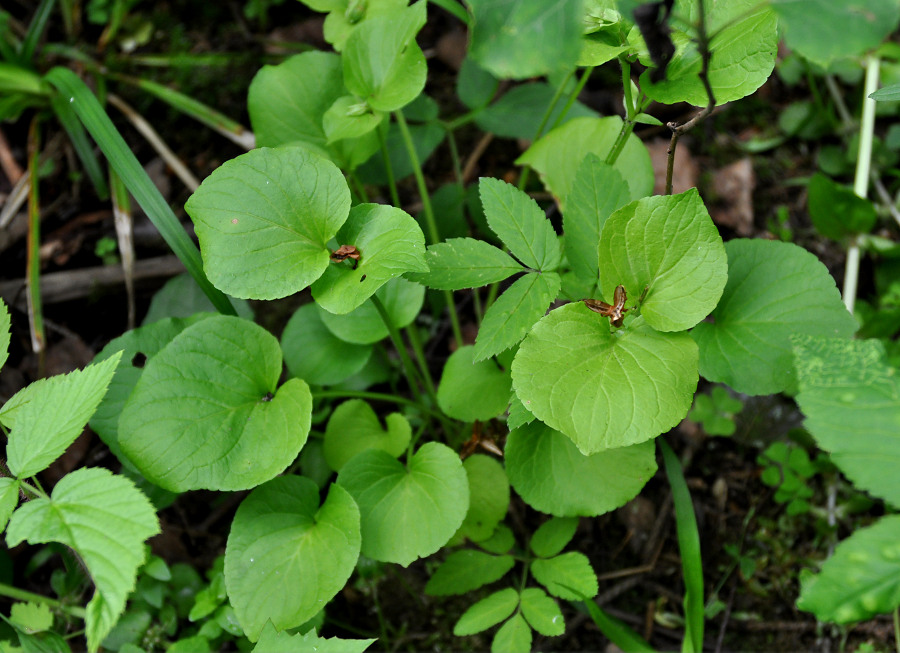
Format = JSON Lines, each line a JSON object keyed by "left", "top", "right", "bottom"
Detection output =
{"left": 425, "top": 550, "right": 515, "bottom": 596}
{"left": 531, "top": 552, "right": 598, "bottom": 600}
{"left": 454, "top": 588, "right": 519, "bottom": 636}
{"left": 405, "top": 238, "right": 524, "bottom": 290}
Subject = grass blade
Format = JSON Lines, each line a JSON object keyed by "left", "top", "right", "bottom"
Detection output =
{"left": 582, "top": 600, "right": 656, "bottom": 653}
{"left": 50, "top": 93, "right": 110, "bottom": 199}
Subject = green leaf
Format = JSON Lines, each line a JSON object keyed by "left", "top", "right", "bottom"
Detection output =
{"left": 311, "top": 204, "right": 428, "bottom": 314}
{"left": 458, "top": 455, "right": 510, "bottom": 542}
{"left": 519, "top": 588, "right": 564, "bottom": 637}
{"left": 318, "top": 277, "right": 425, "bottom": 344}
{"left": 793, "top": 336, "right": 900, "bottom": 506}
{"left": 474, "top": 82, "right": 598, "bottom": 140}
{"left": 807, "top": 173, "right": 877, "bottom": 240}
{"left": 798, "top": 515, "right": 900, "bottom": 623}
{"left": 491, "top": 613, "right": 532, "bottom": 653}
{"left": 507, "top": 391, "right": 536, "bottom": 431}
{"left": 871, "top": 83, "right": 900, "bottom": 102}
{"left": 253, "top": 622, "right": 376, "bottom": 653}
{"left": 474, "top": 272, "right": 561, "bottom": 362}
{"left": 0, "top": 478, "right": 19, "bottom": 531}
{"left": 0, "top": 299, "right": 9, "bottom": 371}
{"left": 691, "top": 239, "right": 857, "bottom": 396}
{"left": 323, "top": 96, "right": 384, "bottom": 143}
{"left": 437, "top": 346, "right": 512, "bottom": 422}
{"left": 405, "top": 238, "right": 524, "bottom": 290}
{"left": 479, "top": 178, "right": 561, "bottom": 271}
{"left": 224, "top": 478, "right": 361, "bottom": 641}
{"left": 281, "top": 304, "right": 373, "bottom": 385}
{"left": 467, "top": 0, "right": 582, "bottom": 79}
{"left": 453, "top": 588, "right": 519, "bottom": 636}
{"left": 598, "top": 188, "right": 728, "bottom": 332}
{"left": 119, "top": 316, "right": 312, "bottom": 491}
{"left": 531, "top": 552, "right": 598, "bottom": 600}
{"left": 342, "top": 2, "right": 427, "bottom": 112}
{"left": 772, "top": 0, "right": 900, "bottom": 67}
{"left": 9, "top": 602, "right": 53, "bottom": 634}
{"left": 457, "top": 57, "right": 498, "bottom": 110}
{"left": 357, "top": 120, "right": 444, "bottom": 184}
{"left": 6, "top": 468, "right": 160, "bottom": 653}
{"left": 564, "top": 155, "right": 632, "bottom": 283}
{"left": 2, "top": 353, "right": 121, "bottom": 479}
{"left": 185, "top": 146, "right": 351, "bottom": 300}
{"left": 337, "top": 443, "right": 469, "bottom": 566}
{"left": 512, "top": 306, "right": 698, "bottom": 454}
{"left": 517, "top": 117, "right": 653, "bottom": 210}
{"left": 506, "top": 422, "right": 657, "bottom": 517}
{"left": 319, "top": 0, "right": 408, "bottom": 51}
{"left": 425, "top": 550, "right": 516, "bottom": 596}
{"left": 143, "top": 274, "right": 253, "bottom": 325}
{"left": 530, "top": 517, "right": 579, "bottom": 558}
{"left": 480, "top": 524, "right": 516, "bottom": 555}
{"left": 324, "top": 399, "right": 411, "bottom": 471}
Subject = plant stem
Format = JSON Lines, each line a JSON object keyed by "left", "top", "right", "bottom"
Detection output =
{"left": 404, "top": 323, "right": 436, "bottom": 396}
{"left": 0, "top": 582, "right": 86, "bottom": 619}
{"left": 550, "top": 65, "right": 596, "bottom": 132}
{"left": 518, "top": 68, "right": 575, "bottom": 191}
{"left": 370, "top": 294, "right": 424, "bottom": 400}
{"left": 377, "top": 120, "right": 401, "bottom": 209}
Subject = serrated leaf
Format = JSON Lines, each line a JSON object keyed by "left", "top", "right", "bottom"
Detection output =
{"left": 598, "top": 188, "right": 727, "bottom": 332}
{"left": 475, "top": 82, "right": 598, "bottom": 140}
{"left": 564, "top": 155, "right": 632, "bottom": 283}
{"left": 311, "top": 203, "right": 428, "bottom": 314}
{"left": 281, "top": 304, "right": 372, "bottom": 386}
{"left": 793, "top": 336, "right": 900, "bottom": 506}
{"left": 517, "top": 117, "right": 653, "bottom": 211}
{"left": 425, "top": 550, "right": 516, "bottom": 596}
{"left": 798, "top": 515, "right": 900, "bottom": 623}
{"left": 512, "top": 306, "right": 698, "bottom": 454}
{"left": 479, "top": 178, "right": 561, "bottom": 271}
{"left": 323, "top": 399, "right": 411, "bottom": 471}
{"left": 530, "top": 518, "right": 579, "bottom": 558}
{"left": 405, "top": 238, "right": 524, "bottom": 290}
{"left": 253, "top": 622, "right": 376, "bottom": 653}
{"left": 437, "top": 346, "right": 512, "bottom": 422}
{"left": 119, "top": 316, "right": 312, "bottom": 491}
{"left": 491, "top": 613, "right": 532, "bottom": 653}
{"left": 0, "top": 478, "right": 19, "bottom": 531}
{"left": 808, "top": 173, "right": 877, "bottom": 240}
{"left": 337, "top": 443, "right": 469, "bottom": 566}
{"left": 531, "top": 552, "right": 598, "bottom": 600}
{"left": 453, "top": 588, "right": 519, "bottom": 636}
{"left": 458, "top": 455, "right": 510, "bottom": 542}
{"left": 318, "top": 277, "right": 425, "bottom": 344}
{"left": 507, "top": 422, "right": 656, "bottom": 517}
{"left": 2, "top": 353, "right": 121, "bottom": 479}
{"left": 0, "top": 299, "right": 9, "bottom": 371}
{"left": 519, "top": 588, "right": 564, "bottom": 637}
{"left": 6, "top": 468, "right": 160, "bottom": 652}
{"left": 506, "top": 392, "right": 536, "bottom": 431}
{"left": 691, "top": 239, "right": 857, "bottom": 396}
{"left": 185, "top": 147, "right": 352, "bottom": 300}
{"left": 9, "top": 602, "right": 53, "bottom": 634}
{"left": 225, "top": 478, "right": 361, "bottom": 641}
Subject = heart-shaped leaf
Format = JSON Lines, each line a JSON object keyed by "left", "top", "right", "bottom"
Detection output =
{"left": 458, "top": 454, "right": 510, "bottom": 542}
{"left": 437, "top": 346, "right": 512, "bottom": 422}
{"left": 318, "top": 277, "right": 424, "bottom": 344}
{"left": 323, "top": 399, "right": 412, "bottom": 471}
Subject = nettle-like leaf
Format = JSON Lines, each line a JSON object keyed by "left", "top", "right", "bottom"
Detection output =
{"left": 457, "top": 454, "right": 510, "bottom": 542}
{"left": 0, "top": 298, "right": 9, "bottom": 371}
{"left": 506, "top": 422, "right": 657, "bottom": 517}
{"left": 2, "top": 353, "right": 121, "bottom": 479}
{"left": 185, "top": 146, "right": 352, "bottom": 300}
{"left": 512, "top": 307, "right": 698, "bottom": 454}
{"left": 798, "top": 515, "right": 900, "bottom": 623}
{"left": 337, "top": 442, "right": 469, "bottom": 566}
{"left": 531, "top": 552, "right": 598, "bottom": 600}
{"left": 467, "top": 0, "right": 582, "bottom": 80}
{"left": 530, "top": 517, "right": 578, "bottom": 558}
{"left": 323, "top": 399, "right": 411, "bottom": 471}
{"left": 425, "top": 549, "right": 516, "bottom": 596}
{"left": 598, "top": 189, "right": 728, "bottom": 332}
{"left": 691, "top": 239, "right": 857, "bottom": 396}
{"left": 520, "top": 587, "right": 564, "bottom": 637}
{"left": 119, "top": 316, "right": 312, "bottom": 492}
{"left": 454, "top": 588, "right": 519, "bottom": 636}
{"left": 342, "top": 1, "right": 427, "bottom": 112}
{"left": 318, "top": 277, "right": 424, "bottom": 344}
{"left": 253, "top": 622, "right": 375, "bottom": 653}
{"left": 807, "top": 173, "right": 877, "bottom": 241}
{"left": 311, "top": 203, "right": 428, "bottom": 314}
{"left": 517, "top": 116, "right": 653, "bottom": 210}
{"left": 493, "top": 613, "right": 532, "bottom": 653}
{"left": 6, "top": 468, "right": 159, "bottom": 652}
{"left": 406, "top": 238, "right": 524, "bottom": 290}
{"left": 793, "top": 336, "right": 900, "bottom": 506}
{"left": 437, "top": 346, "right": 512, "bottom": 422}
{"left": 641, "top": 0, "right": 777, "bottom": 107}
{"left": 224, "top": 477, "right": 361, "bottom": 641}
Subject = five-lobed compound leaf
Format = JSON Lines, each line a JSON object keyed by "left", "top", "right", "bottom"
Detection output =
{"left": 531, "top": 552, "right": 598, "bottom": 600}
{"left": 797, "top": 515, "right": 900, "bottom": 623}
{"left": 519, "top": 587, "right": 564, "bottom": 637}
{"left": 337, "top": 443, "right": 469, "bottom": 566}
{"left": 598, "top": 189, "right": 728, "bottom": 332}
{"left": 793, "top": 336, "right": 900, "bottom": 506}
{"left": 437, "top": 346, "right": 512, "bottom": 422}
{"left": 425, "top": 550, "right": 516, "bottom": 596}
{"left": 2, "top": 353, "right": 121, "bottom": 479}
{"left": 6, "top": 468, "right": 160, "bottom": 652}
{"left": 253, "top": 622, "right": 376, "bottom": 653}
{"left": 691, "top": 239, "right": 857, "bottom": 396}
{"left": 453, "top": 588, "right": 519, "bottom": 636}
{"left": 458, "top": 455, "right": 510, "bottom": 542}
{"left": 492, "top": 613, "right": 532, "bottom": 653}
{"left": 530, "top": 517, "right": 579, "bottom": 558}
{"left": 323, "top": 399, "right": 412, "bottom": 471}
{"left": 311, "top": 203, "right": 428, "bottom": 314}
{"left": 807, "top": 173, "right": 877, "bottom": 241}
{"left": 506, "top": 422, "right": 657, "bottom": 517}
{"left": 185, "top": 146, "right": 352, "bottom": 300}
{"left": 512, "top": 306, "right": 699, "bottom": 454}
{"left": 405, "top": 238, "right": 524, "bottom": 290}
{"left": 119, "top": 316, "right": 312, "bottom": 492}
{"left": 0, "top": 298, "right": 9, "bottom": 371}
{"left": 318, "top": 277, "right": 425, "bottom": 344}
{"left": 224, "top": 477, "right": 361, "bottom": 641}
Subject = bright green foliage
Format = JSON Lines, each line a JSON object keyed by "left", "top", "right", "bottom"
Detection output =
{"left": 506, "top": 392, "right": 536, "bottom": 431}
{"left": 757, "top": 442, "right": 820, "bottom": 516}
{"left": 772, "top": 0, "right": 900, "bottom": 67}
{"left": 142, "top": 274, "right": 253, "bottom": 324}
{"left": 579, "top": 0, "right": 629, "bottom": 66}
{"left": 798, "top": 516, "right": 900, "bottom": 623}
{"left": 407, "top": 238, "right": 523, "bottom": 290}
{"left": 0, "top": 299, "right": 9, "bottom": 371}
{"left": 870, "top": 83, "right": 900, "bottom": 102}
{"left": 531, "top": 552, "right": 598, "bottom": 600}
{"left": 253, "top": 622, "right": 375, "bottom": 652}
{"left": 517, "top": 117, "right": 653, "bottom": 208}
{"left": 10, "top": 602, "right": 53, "bottom": 634}
{"left": 0, "top": 478, "right": 19, "bottom": 531}
{"left": 474, "top": 82, "right": 598, "bottom": 140}
{"left": 466, "top": 0, "right": 582, "bottom": 80}
{"left": 453, "top": 588, "right": 519, "bottom": 635}
{"left": 807, "top": 173, "right": 877, "bottom": 240}
{"left": 519, "top": 588, "right": 564, "bottom": 636}
{"left": 6, "top": 468, "right": 160, "bottom": 652}
{"left": 458, "top": 455, "right": 510, "bottom": 542}
{"left": 318, "top": 278, "right": 424, "bottom": 343}
{"left": 337, "top": 443, "right": 469, "bottom": 566}
{"left": 323, "top": 399, "right": 412, "bottom": 471}
{"left": 425, "top": 550, "right": 516, "bottom": 596}
{"left": 480, "top": 177, "right": 560, "bottom": 270}
{"left": 692, "top": 239, "right": 857, "bottom": 396}
{"left": 224, "top": 477, "right": 361, "bottom": 641}
{"left": 530, "top": 517, "right": 578, "bottom": 558}
{"left": 119, "top": 316, "right": 312, "bottom": 491}
{"left": 2, "top": 353, "right": 121, "bottom": 479}
{"left": 641, "top": 0, "right": 777, "bottom": 107}
{"left": 437, "top": 346, "right": 512, "bottom": 422}
{"left": 688, "top": 386, "right": 743, "bottom": 436}
{"left": 492, "top": 613, "right": 531, "bottom": 652}
{"left": 185, "top": 146, "right": 352, "bottom": 300}
{"left": 793, "top": 336, "right": 900, "bottom": 506}
{"left": 323, "top": 95, "right": 384, "bottom": 142}
{"left": 281, "top": 304, "right": 372, "bottom": 385}
{"left": 598, "top": 189, "right": 728, "bottom": 332}
{"left": 480, "top": 525, "right": 516, "bottom": 555}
